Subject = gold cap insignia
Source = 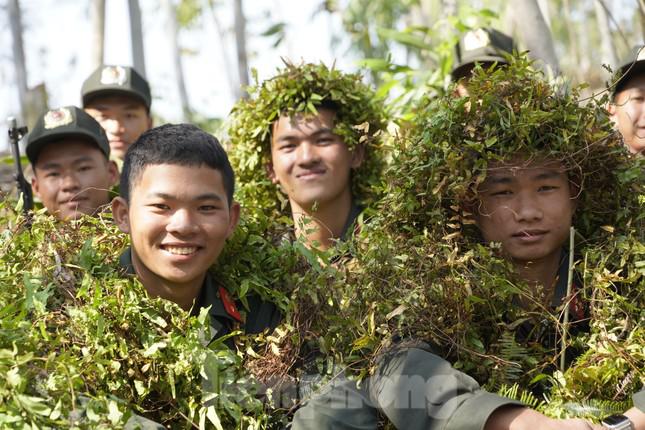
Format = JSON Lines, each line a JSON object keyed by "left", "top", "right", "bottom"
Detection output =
{"left": 100, "top": 66, "right": 127, "bottom": 86}
{"left": 463, "top": 29, "right": 491, "bottom": 52}
{"left": 44, "top": 108, "right": 73, "bottom": 129}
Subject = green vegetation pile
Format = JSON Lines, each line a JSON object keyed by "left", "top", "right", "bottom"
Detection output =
{"left": 249, "top": 56, "right": 644, "bottom": 421}
{"left": 226, "top": 62, "right": 389, "bottom": 218}
{"left": 0, "top": 202, "right": 282, "bottom": 429}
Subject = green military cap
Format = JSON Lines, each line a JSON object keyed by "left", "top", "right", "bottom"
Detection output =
{"left": 613, "top": 45, "right": 645, "bottom": 94}
{"left": 27, "top": 106, "right": 110, "bottom": 164}
{"left": 452, "top": 28, "right": 515, "bottom": 81}
{"left": 81, "top": 65, "right": 151, "bottom": 110}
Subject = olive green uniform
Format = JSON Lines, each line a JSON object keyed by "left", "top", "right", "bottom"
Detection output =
{"left": 291, "top": 344, "right": 521, "bottom": 430}
{"left": 635, "top": 390, "right": 645, "bottom": 411}
{"left": 119, "top": 247, "right": 281, "bottom": 343}
{"left": 119, "top": 247, "right": 280, "bottom": 429}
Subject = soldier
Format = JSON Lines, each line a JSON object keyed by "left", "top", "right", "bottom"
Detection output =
{"left": 228, "top": 63, "right": 605, "bottom": 430}
{"left": 26, "top": 106, "right": 118, "bottom": 221}
{"left": 608, "top": 45, "right": 645, "bottom": 154}
{"left": 82, "top": 65, "right": 153, "bottom": 161}
{"left": 111, "top": 123, "right": 280, "bottom": 346}
{"left": 228, "top": 63, "right": 387, "bottom": 252}
{"left": 307, "top": 54, "right": 638, "bottom": 430}
{"left": 451, "top": 27, "right": 515, "bottom": 97}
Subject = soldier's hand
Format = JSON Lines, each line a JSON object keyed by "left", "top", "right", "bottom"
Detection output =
{"left": 485, "top": 406, "right": 605, "bottom": 430}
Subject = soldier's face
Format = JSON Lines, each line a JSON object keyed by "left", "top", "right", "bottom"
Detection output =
{"left": 268, "top": 108, "right": 363, "bottom": 212}
{"left": 112, "top": 164, "right": 239, "bottom": 291}
{"left": 474, "top": 160, "right": 576, "bottom": 265}
{"left": 31, "top": 140, "right": 118, "bottom": 220}
{"left": 85, "top": 95, "right": 152, "bottom": 160}
{"left": 609, "top": 74, "right": 645, "bottom": 154}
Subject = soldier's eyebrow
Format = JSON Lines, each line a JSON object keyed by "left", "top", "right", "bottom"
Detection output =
{"left": 38, "top": 155, "right": 94, "bottom": 170}
{"left": 484, "top": 175, "right": 514, "bottom": 185}
{"left": 532, "top": 170, "right": 563, "bottom": 181}
{"left": 147, "top": 192, "right": 224, "bottom": 202}
{"left": 276, "top": 127, "right": 335, "bottom": 142}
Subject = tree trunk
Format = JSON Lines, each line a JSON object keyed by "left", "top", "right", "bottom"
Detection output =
{"left": 205, "top": 0, "right": 238, "bottom": 102}
{"left": 562, "top": 0, "right": 583, "bottom": 81}
{"left": 639, "top": 0, "right": 645, "bottom": 42}
{"left": 509, "top": 0, "right": 560, "bottom": 74}
{"left": 537, "top": 0, "right": 551, "bottom": 29}
{"left": 8, "top": 0, "right": 28, "bottom": 122}
{"left": 128, "top": 0, "right": 146, "bottom": 77}
{"left": 234, "top": 0, "right": 249, "bottom": 98}
{"left": 594, "top": 0, "right": 618, "bottom": 67}
{"left": 162, "top": 0, "right": 191, "bottom": 120}
{"left": 91, "top": 0, "right": 105, "bottom": 69}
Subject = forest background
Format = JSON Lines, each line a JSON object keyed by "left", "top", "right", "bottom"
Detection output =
{"left": 1, "top": 0, "right": 644, "bottom": 149}
{"left": 0, "top": 0, "right": 643, "bottom": 188}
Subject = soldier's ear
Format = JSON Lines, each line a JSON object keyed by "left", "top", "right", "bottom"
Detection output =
{"left": 266, "top": 162, "right": 279, "bottom": 184}
{"left": 111, "top": 196, "right": 131, "bottom": 233}
{"left": 350, "top": 144, "right": 365, "bottom": 169}
{"left": 107, "top": 161, "right": 119, "bottom": 186}
{"left": 226, "top": 201, "right": 241, "bottom": 239}
{"left": 31, "top": 175, "right": 40, "bottom": 197}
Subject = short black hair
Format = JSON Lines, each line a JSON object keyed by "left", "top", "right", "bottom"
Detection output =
{"left": 120, "top": 123, "right": 235, "bottom": 205}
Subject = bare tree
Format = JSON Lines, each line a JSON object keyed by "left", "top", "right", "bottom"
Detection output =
{"left": 128, "top": 0, "right": 146, "bottom": 76}
{"left": 91, "top": 0, "right": 106, "bottom": 69}
{"left": 234, "top": 0, "right": 249, "bottom": 98}
{"left": 537, "top": 0, "right": 551, "bottom": 29}
{"left": 639, "top": 0, "right": 645, "bottom": 42}
{"left": 162, "top": 0, "right": 191, "bottom": 120}
{"left": 8, "top": 0, "right": 28, "bottom": 121}
{"left": 205, "top": 0, "right": 238, "bottom": 101}
{"left": 508, "top": 0, "right": 560, "bottom": 74}
{"left": 594, "top": 0, "right": 618, "bottom": 67}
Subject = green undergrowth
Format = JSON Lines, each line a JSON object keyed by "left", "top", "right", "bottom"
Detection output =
{"left": 0, "top": 203, "right": 280, "bottom": 429}
{"left": 241, "top": 56, "right": 644, "bottom": 422}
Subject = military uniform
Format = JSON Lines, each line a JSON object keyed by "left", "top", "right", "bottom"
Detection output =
{"left": 82, "top": 65, "right": 151, "bottom": 112}
{"left": 119, "top": 247, "right": 281, "bottom": 344}
{"left": 612, "top": 45, "right": 645, "bottom": 96}
{"left": 26, "top": 106, "right": 110, "bottom": 165}
{"left": 291, "top": 344, "right": 522, "bottom": 430}
{"left": 451, "top": 28, "right": 515, "bottom": 82}
{"left": 635, "top": 390, "right": 645, "bottom": 411}
{"left": 514, "top": 250, "right": 589, "bottom": 363}
{"left": 291, "top": 250, "right": 587, "bottom": 429}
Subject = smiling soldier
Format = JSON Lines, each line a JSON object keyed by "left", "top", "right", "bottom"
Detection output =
{"left": 228, "top": 63, "right": 387, "bottom": 252}
{"left": 26, "top": 106, "right": 118, "bottom": 221}
{"left": 112, "top": 123, "right": 280, "bottom": 343}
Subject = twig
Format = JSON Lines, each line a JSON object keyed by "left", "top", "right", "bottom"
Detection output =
{"left": 560, "top": 227, "right": 575, "bottom": 371}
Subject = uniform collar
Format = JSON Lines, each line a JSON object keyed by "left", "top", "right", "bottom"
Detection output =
{"left": 339, "top": 201, "right": 362, "bottom": 241}
{"left": 118, "top": 246, "right": 242, "bottom": 323}
{"left": 552, "top": 248, "right": 586, "bottom": 321}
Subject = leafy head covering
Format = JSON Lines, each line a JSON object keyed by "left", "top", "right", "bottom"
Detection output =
{"left": 385, "top": 55, "right": 642, "bottom": 244}
{"left": 227, "top": 62, "right": 388, "bottom": 216}
{"left": 339, "top": 55, "right": 643, "bottom": 393}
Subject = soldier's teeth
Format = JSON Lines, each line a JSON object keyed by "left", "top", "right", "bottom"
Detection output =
{"left": 165, "top": 247, "right": 197, "bottom": 255}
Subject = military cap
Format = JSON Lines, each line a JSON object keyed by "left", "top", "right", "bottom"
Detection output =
{"left": 81, "top": 65, "right": 151, "bottom": 110}
{"left": 27, "top": 106, "right": 110, "bottom": 164}
{"left": 613, "top": 45, "right": 645, "bottom": 95}
{"left": 452, "top": 28, "right": 515, "bottom": 81}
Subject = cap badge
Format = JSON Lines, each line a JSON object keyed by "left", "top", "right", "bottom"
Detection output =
{"left": 100, "top": 66, "right": 127, "bottom": 86}
{"left": 43, "top": 107, "right": 73, "bottom": 129}
{"left": 463, "top": 29, "right": 491, "bottom": 52}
